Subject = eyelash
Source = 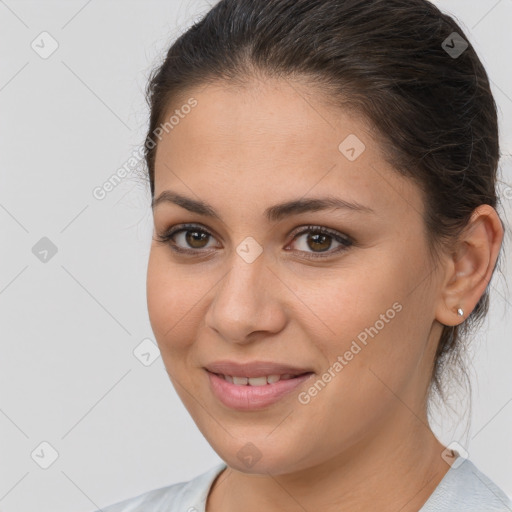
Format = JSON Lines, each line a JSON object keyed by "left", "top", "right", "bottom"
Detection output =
{"left": 154, "top": 223, "right": 354, "bottom": 260}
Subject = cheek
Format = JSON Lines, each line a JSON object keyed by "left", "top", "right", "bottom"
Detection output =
{"left": 294, "top": 261, "right": 402, "bottom": 344}
{"left": 296, "top": 307, "right": 422, "bottom": 455}
{"left": 304, "top": 253, "right": 429, "bottom": 389}
{"left": 146, "top": 248, "right": 203, "bottom": 355}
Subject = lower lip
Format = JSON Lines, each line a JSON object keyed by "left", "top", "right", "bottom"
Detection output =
{"left": 206, "top": 370, "right": 314, "bottom": 411}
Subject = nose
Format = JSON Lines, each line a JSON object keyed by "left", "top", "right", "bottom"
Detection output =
{"left": 204, "top": 251, "right": 287, "bottom": 344}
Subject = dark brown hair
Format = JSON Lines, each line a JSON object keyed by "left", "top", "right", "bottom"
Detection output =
{"left": 142, "top": 0, "right": 505, "bottom": 410}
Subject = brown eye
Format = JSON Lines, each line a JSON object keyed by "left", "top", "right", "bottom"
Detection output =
{"left": 305, "top": 232, "right": 332, "bottom": 252}
{"left": 154, "top": 224, "right": 218, "bottom": 253}
{"left": 288, "top": 226, "right": 353, "bottom": 259}
{"left": 184, "top": 229, "right": 210, "bottom": 249}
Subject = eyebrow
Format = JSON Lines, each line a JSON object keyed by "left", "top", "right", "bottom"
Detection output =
{"left": 151, "top": 190, "right": 375, "bottom": 222}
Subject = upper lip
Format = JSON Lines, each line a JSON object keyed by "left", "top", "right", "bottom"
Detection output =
{"left": 204, "top": 360, "right": 314, "bottom": 378}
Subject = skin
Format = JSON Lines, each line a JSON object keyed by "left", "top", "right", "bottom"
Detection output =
{"left": 146, "top": 76, "right": 503, "bottom": 512}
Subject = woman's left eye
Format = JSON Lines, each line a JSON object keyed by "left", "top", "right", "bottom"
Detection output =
{"left": 154, "top": 223, "right": 353, "bottom": 259}
{"left": 286, "top": 226, "right": 353, "bottom": 259}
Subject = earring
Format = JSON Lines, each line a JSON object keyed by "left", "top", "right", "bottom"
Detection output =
{"left": 457, "top": 307, "right": 464, "bottom": 317}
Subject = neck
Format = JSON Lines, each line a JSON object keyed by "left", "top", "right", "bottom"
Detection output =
{"left": 207, "top": 407, "right": 450, "bottom": 512}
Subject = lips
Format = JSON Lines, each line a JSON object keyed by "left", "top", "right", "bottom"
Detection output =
{"left": 206, "top": 369, "right": 315, "bottom": 410}
{"left": 204, "top": 360, "right": 313, "bottom": 379}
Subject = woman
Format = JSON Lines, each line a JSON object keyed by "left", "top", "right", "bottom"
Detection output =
{"left": 96, "top": 0, "right": 511, "bottom": 510}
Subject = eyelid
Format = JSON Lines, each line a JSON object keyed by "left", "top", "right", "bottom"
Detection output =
{"left": 288, "top": 224, "right": 352, "bottom": 243}
{"left": 286, "top": 224, "right": 353, "bottom": 258}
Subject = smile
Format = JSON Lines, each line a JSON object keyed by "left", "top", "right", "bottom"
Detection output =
{"left": 206, "top": 370, "right": 314, "bottom": 410}
{"left": 213, "top": 373, "right": 310, "bottom": 385}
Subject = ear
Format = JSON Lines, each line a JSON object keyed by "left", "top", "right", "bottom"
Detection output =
{"left": 435, "top": 204, "right": 504, "bottom": 326}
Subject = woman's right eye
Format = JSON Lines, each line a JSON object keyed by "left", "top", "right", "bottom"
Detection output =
{"left": 154, "top": 224, "right": 219, "bottom": 254}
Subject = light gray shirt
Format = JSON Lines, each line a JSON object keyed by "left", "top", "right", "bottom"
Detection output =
{"left": 95, "top": 458, "right": 512, "bottom": 511}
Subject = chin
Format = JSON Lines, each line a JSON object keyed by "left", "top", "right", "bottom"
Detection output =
{"left": 209, "top": 437, "right": 311, "bottom": 476}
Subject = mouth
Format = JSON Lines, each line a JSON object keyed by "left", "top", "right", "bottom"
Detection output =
{"left": 207, "top": 371, "right": 314, "bottom": 386}
{"left": 204, "top": 360, "right": 314, "bottom": 378}
{"left": 205, "top": 369, "right": 315, "bottom": 410}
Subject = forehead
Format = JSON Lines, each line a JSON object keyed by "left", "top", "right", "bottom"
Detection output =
{"left": 153, "top": 79, "right": 424, "bottom": 221}
{"left": 157, "top": 78, "right": 363, "bottom": 156}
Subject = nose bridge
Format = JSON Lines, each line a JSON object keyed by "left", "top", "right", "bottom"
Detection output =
{"left": 218, "top": 249, "right": 267, "bottom": 317}
{"left": 205, "top": 247, "right": 284, "bottom": 342}
{"left": 220, "top": 232, "right": 268, "bottom": 304}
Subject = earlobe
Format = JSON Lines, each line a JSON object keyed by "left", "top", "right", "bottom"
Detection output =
{"left": 434, "top": 204, "right": 504, "bottom": 327}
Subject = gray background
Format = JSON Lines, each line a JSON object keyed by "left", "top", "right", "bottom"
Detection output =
{"left": 0, "top": 1, "right": 511, "bottom": 511}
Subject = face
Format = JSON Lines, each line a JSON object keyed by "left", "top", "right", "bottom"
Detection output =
{"left": 146, "top": 77, "right": 445, "bottom": 476}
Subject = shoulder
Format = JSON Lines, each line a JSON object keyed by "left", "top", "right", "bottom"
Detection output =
{"left": 421, "top": 458, "right": 512, "bottom": 512}
{"left": 94, "top": 462, "right": 227, "bottom": 512}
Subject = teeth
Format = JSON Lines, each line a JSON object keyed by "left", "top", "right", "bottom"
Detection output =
{"left": 247, "top": 376, "right": 267, "bottom": 386}
{"left": 221, "top": 374, "right": 300, "bottom": 385}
